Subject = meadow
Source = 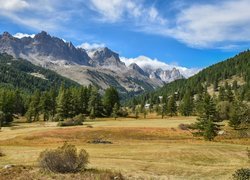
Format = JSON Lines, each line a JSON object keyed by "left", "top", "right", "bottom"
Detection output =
{"left": 0, "top": 115, "right": 249, "bottom": 179}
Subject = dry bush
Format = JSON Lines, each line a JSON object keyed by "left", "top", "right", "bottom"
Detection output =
{"left": 38, "top": 143, "right": 89, "bottom": 173}
{"left": 178, "top": 123, "right": 192, "bottom": 130}
{"left": 57, "top": 115, "right": 85, "bottom": 127}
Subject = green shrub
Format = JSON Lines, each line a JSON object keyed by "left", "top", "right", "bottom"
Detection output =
{"left": 232, "top": 168, "right": 250, "bottom": 180}
{"left": 38, "top": 143, "right": 89, "bottom": 173}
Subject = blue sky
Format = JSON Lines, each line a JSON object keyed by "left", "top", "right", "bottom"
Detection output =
{"left": 0, "top": 0, "right": 249, "bottom": 68}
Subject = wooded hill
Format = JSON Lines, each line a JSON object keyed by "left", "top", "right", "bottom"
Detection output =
{"left": 127, "top": 50, "right": 250, "bottom": 106}
{"left": 0, "top": 53, "right": 79, "bottom": 92}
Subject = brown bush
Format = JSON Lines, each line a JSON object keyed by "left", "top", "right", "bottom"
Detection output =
{"left": 178, "top": 123, "right": 192, "bottom": 130}
{"left": 38, "top": 143, "right": 89, "bottom": 173}
{"left": 57, "top": 115, "right": 85, "bottom": 127}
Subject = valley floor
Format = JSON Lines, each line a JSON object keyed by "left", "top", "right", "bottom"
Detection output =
{"left": 0, "top": 116, "right": 249, "bottom": 179}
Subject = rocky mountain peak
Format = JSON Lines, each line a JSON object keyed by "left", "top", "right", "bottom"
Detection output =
{"left": 2, "top": 32, "right": 12, "bottom": 38}
{"left": 129, "top": 63, "right": 148, "bottom": 76}
{"left": 87, "top": 47, "right": 125, "bottom": 69}
{"left": 34, "top": 31, "right": 50, "bottom": 40}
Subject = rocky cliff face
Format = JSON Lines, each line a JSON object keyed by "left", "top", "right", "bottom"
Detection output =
{"left": 87, "top": 47, "right": 126, "bottom": 69}
{"left": 0, "top": 31, "right": 90, "bottom": 66}
{"left": 154, "top": 68, "right": 184, "bottom": 82}
{"left": 0, "top": 31, "right": 185, "bottom": 94}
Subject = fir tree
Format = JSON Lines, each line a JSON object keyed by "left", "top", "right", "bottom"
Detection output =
{"left": 229, "top": 100, "right": 250, "bottom": 129}
{"left": 25, "top": 90, "right": 41, "bottom": 122}
{"left": 40, "top": 92, "right": 51, "bottom": 121}
{"left": 103, "top": 87, "right": 120, "bottom": 116}
{"left": 218, "top": 86, "right": 226, "bottom": 101}
{"left": 56, "top": 85, "right": 68, "bottom": 120}
{"left": 179, "top": 90, "right": 194, "bottom": 116}
{"left": 88, "top": 88, "right": 103, "bottom": 118}
{"left": 111, "top": 103, "right": 119, "bottom": 120}
{"left": 161, "top": 103, "right": 167, "bottom": 119}
{"left": 167, "top": 95, "right": 177, "bottom": 116}
{"left": 193, "top": 93, "right": 220, "bottom": 141}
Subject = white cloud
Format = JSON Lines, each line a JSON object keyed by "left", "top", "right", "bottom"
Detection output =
{"left": 120, "top": 56, "right": 200, "bottom": 78}
{"left": 0, "top": 0, "right": 74, "bottom": 31}
{"left": 169, "top": 0, "right": 250, "bottom": 48}
{"left": 13, "top": 32, "right": 35, "bottom": 38}
{"left": 89, "top": 0, "right": 250, "bottom": 49}
{"left": 0, "top": 0, "right": 29, "bottom": 11}
{"left": 77, "top": 42, "right": 106, "bottom": 50}
{"left": 89, "top": 0, "right": 166, "bottom": 25}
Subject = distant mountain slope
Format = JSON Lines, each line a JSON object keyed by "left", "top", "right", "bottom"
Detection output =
{"left": 128, "top": 50, "right": 250, "bottom": 104}
{"left": 0, "top": 53, "right": 79, "bottom": 92}
{"left": 0, "top": 31, "right": 191, "bottom": 95}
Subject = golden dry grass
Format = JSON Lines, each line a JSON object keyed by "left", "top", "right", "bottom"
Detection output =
{"left": 0, "top": 115, "right": 249, "bottom": 179}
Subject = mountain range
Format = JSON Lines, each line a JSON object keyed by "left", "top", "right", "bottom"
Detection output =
{"left": 0, "top": 31, "right": 197, "bottom": 95}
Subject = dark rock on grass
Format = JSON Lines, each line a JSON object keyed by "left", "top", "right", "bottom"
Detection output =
{"left": 88, "top": 138, "right": 112, "bottom": 144}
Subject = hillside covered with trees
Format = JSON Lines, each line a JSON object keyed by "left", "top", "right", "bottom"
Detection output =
{"left": 0, "top": 53, "right": 79, "bottom": 92}
{"left": 127, "top": 50, "right": 250, "bottom": 106}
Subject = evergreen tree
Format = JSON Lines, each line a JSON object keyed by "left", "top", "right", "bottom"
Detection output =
{"left": 0, "top": 111, "right": 3, "bottom": 129}
{"left": 229, "top": 100, "right": 250, "bottom": 129}
{"left": 40, "top": 92, "right": 51, "bottom": 121}
{"left": 0, "top": 91, "right": 14, "bottom": 124}
{"left": 89, "top": 107, "right": 95, "bottom": 119}
{"left": 232, "top": 80, "right": 238, "bottom": 91}
{"left": 25, "top": 90, "right": 41, "bottom": 122}
{"left": 179, "top": 90, "right": 194, "bottom": 116}
{"left": 213, "top": 79, "right": 219, "bottom": 91}
{"left": 226, "top": 86, "right": 234, "bottom": 102}
{"left": 218, "top": 86, "right": 226, "bottom": 101}
{"left": 135, "top": 106, "right": 139, "bottom": 119}
{"left": 48, "top": 88, "right": 57, "bottom": 119}
{"left": 102, "top": 87, "right": 119, "bottom": 116}
{"left": 56, "top": 85, "right": 68, "bottom": 120}
{"left": 193, "top": 93, "right": 220, "bottom": 141}
{"left": 111, "top": 103, "right": 119, "bottom": 120}
{"left": 194, "top": 93, "right": 204, "bottom": 115}
{"left": 88, "top": 88, "right": 103, "bottom": 118}
{"left": 78, "top": 87, "right": 89, "bottom": 115}
{"left": 167, "top": 95, "right": 177, "bottom": 116}
{"left": 161, "top": 103, "right": 167, "bottom": 119}
{"left": 13, "top": 90, "right": 25, "bottom": 115}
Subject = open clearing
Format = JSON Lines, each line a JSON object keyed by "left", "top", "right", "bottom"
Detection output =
{"left": 0, "top": 116, "right": 249, "bottom": 179}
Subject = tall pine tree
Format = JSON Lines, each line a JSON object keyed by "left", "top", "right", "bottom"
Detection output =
{"left": 193, "top": 93, "right": 220, "bottom": 141}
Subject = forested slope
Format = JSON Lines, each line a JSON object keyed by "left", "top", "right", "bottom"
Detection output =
{"left": 127, "top": 50, "right": 250, "bottom": 105}
{"left": 0, "top": 53, "right": 79, "bottom": 92}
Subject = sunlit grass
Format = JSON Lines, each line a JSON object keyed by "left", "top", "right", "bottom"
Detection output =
{"left": 0, "top": 115, "right": 249, "bottom": 179}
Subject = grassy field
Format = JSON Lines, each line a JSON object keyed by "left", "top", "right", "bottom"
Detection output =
{"left": 0, "top": 115, "right": 249, "bottom": 179}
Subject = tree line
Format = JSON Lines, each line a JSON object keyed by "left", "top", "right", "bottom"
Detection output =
{"left": 0, "top": 85, "right": 122, "bottom": 126}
